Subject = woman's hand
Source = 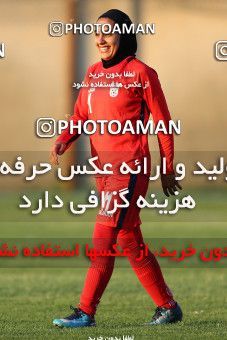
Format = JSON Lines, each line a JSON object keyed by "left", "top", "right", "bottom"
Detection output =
{"left": 50, "top": 142, "right": 67, "bottom": 165}
{"left": 161, "top": 173, "right": 182, "bottom": 197}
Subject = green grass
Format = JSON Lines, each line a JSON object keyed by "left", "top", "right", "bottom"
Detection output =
{"left": 0, "top": 268, "right": 227, "bottom": 339}
{"left": 0, "top": 188, "right": 227, "bottom": 339}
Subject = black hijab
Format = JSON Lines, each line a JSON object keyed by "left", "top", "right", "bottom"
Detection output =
{"left": 98, "top": 9, "right": 137, "bottom": 68}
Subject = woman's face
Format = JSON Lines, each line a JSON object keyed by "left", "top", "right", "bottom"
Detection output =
{"left": 95, "top": 17, "right": 120, "bottom": 60}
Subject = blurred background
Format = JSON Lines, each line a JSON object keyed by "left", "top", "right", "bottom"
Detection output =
{"left": 0, "top": 5, "right": 227, "bottom": 338}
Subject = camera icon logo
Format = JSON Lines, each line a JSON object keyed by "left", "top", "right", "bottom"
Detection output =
{"left": 36, "top": 118, "right": 56, "bottom": 138}
{"left": 49, "top": 22, "right": 64, "bottom": 37}
{"left": 215, "top": 40, "right": 227, "bottom": 61}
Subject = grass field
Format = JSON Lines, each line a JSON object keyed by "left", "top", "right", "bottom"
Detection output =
{"left": 0, "top": 188, "right": 227, "bottom": 339}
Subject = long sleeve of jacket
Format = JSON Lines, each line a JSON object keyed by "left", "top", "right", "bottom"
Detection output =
{"left": 140, "top": 67, "right": 174, "bottom": 174}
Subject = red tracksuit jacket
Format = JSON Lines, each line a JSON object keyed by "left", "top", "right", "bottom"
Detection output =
{"left": 56, "top": 56, "right": 174, "bottom": 175}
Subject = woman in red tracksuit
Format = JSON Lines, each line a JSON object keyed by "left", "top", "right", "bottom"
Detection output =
{"left": 51, "top": 9, "right": 183, "bottom": 328}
